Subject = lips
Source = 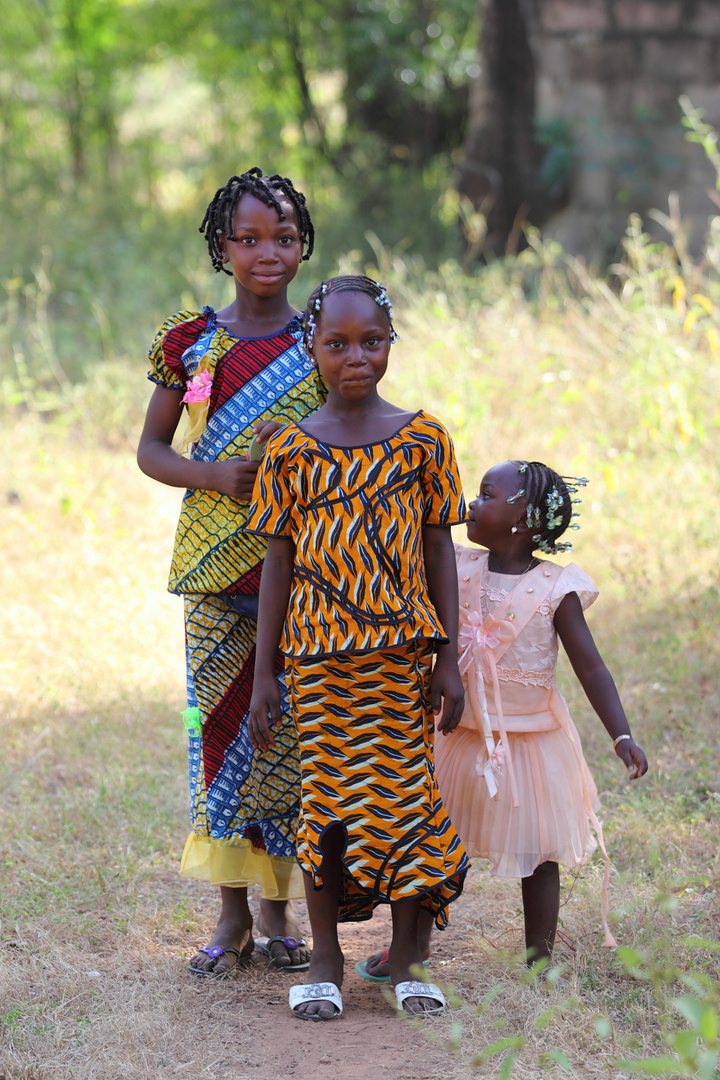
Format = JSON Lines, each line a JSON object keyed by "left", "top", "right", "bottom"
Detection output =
{"left": 253, "top": 271, "right": 284, "bottom": 283}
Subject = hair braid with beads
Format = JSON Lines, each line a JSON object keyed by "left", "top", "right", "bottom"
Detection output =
{"left": 303, "top": 275, "right": 398, "bottom": 355}
{"left": 198, "top": 167, "right": 315, "bottom": 274}
{"left": 507, "top": 460, "right": 587, "bottom": 555}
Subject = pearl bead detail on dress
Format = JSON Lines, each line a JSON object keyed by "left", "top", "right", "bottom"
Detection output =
{"left": 526, "top": 587, "right": 534, "bottom": 593}
{"left": 463, "top": 602, "right": 469, "bottom": 607}
{"left": 543, "top": 570, "right": 551, "bottom": 577}
{"left": 470, "top": 554, "right": 478, "bottom": 560}
{"left": 462, "top": 576, "right": 470, "bottom": 581}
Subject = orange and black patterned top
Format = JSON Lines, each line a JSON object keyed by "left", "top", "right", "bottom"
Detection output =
{"left": 245, "top": 411, "right": 466, "bottom": 657}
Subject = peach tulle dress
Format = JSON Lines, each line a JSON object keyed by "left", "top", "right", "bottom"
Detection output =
{"left": 435, "top": 546, "right": 603, "bottom": 880}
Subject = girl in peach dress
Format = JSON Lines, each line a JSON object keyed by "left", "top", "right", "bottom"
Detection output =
{"left": 435, "top": 459, "right": 648, "bottom": 963}
{"left": 359, "top": 459, "right": 648, "bottom": 979}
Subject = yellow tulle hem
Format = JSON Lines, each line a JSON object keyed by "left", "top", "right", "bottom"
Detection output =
{"left": 180, "top": 834, "right": 304, "bottom": 899}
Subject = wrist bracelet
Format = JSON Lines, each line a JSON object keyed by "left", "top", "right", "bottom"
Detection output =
{"left": 613, "top": 733, "right": 631, "bottom": 749}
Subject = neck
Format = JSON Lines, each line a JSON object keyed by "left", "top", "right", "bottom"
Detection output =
{"left": 486, "top": 549, "right": 537, "bottom": 575}
{"left": 232, "top": 284, "right": 294, "bottom": 325}
{"left": 323, "top": 388, "right": 384, "bottom": 416}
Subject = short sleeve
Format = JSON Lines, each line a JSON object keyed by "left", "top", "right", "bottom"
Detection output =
{"left": 420, "top": 418, "right": 466, "bottom": 526}
{"left": 244, "top": 432, "right": 295, "bottom": 537}
{"left": 550, "top": 562, "right": 599, "bottom": 613}
{"left": 146, "top": 310, "right": 205, "bottom": 390}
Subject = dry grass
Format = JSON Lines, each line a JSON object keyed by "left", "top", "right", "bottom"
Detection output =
{"left": 1, "top": 245, "right": 719, "bottom": 1078}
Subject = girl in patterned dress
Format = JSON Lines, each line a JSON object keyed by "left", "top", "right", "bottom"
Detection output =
{"left": 246, "top": 276, "right": 469, "bottom": 1020}
{"left": 137, "top": 169, "right": 326, "bottom": 976}
{"left": 363, "top": 459, "right": 648, "bottom": 979}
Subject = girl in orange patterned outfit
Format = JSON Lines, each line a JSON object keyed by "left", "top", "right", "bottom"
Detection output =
{"left": 137, "top": 169, "right": 326, "bottom": 977}
{"left": 247, "top": 276, "right": 469, "bottom": 1020}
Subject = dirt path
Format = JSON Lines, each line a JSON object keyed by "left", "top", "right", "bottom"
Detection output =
{"left": 238, "top": 900, "right": 458, "bottom": 1080}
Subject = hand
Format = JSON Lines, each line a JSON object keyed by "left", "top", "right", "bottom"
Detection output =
{"left": 248, "top": 674, "right": 282, "bottom": 752}
{"left": 253, "top": 419, "right": 285, "bottom": 443}
{"left": 211, "top": 458, "right": 261, "bottom": 501}
{"left": 615, "top": 737, "right": 648, "bottom": 780}
{"left": 431, "top": 651, "right": 465, "bottom": 734}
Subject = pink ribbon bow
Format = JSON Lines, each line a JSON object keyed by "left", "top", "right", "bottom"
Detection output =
{"left": 458, "top": 609, "right": 520, "bottom": 807}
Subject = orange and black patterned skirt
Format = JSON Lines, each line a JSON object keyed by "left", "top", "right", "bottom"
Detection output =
{"left": 286, "top": 640, "right": 468, "bottom": 926}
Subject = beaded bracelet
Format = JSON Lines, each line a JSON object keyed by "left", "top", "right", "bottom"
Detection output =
{"left": 613, "top": 733, "right": 631, "bottom": 748}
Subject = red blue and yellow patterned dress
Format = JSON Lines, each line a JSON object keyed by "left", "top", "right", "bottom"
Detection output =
{"left": 147, "top": 306, "right": 327, "bottom": 898}
{"left": 246, "top": 412, "right": 470, "bottom": 924}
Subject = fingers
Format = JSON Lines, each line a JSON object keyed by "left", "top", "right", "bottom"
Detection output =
{"left": 436, "top": 694, "right": 464, "bottom": 733}
{"left": 616, "top": 740, "right": 649, "bottom": 779}
{"left": 248, "top": 700, "right": 281, "bottom": 752}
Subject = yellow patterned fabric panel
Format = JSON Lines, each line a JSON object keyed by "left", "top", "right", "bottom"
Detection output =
{"left": 169, "top": 373, "right": 327, "bottom": 595}
{"left": 287, "top": 642, "right": 468, "bottom": 925}
{"left": 246, "top": 411, "right": 466, "bottom": 656}
{"left": 147, "top": 308, "right": 327, "bottom": 595}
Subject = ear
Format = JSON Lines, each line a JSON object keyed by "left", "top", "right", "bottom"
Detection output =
{"left": 513, "top": 512, "right": 530, "bottom": 532}
{"left": 218, "top": 234, "right": 229, "bottom": 263}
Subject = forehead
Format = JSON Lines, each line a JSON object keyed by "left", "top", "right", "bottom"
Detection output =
{"left": 318, "top": 289, "right": 386, "bottom": 325}
{"left": 231, "top": 191, "right": 298, "bottom": 228}
{"left": 481, "top": 462, "right": 523, "bottom": 493}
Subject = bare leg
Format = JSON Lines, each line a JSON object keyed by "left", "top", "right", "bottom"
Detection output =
{"left": 189, "top": 886, "right": 254, "bottom": 974}
{"left": 365, "top": 905, "right": 434, "bottom": 979}
{"left": 521, "top": 861, "right": 560, "bottom": 965}
{"left": 293, "top": 824, "right": 345, "bottom": 1020}
{"left": 389, "top": 899, "right": 442, "bottom": 1014}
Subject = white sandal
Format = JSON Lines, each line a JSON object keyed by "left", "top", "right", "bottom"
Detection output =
{"left": 394, "top": 980, "right": 446, "bottom": 1015}
{"left": 289, "top": 981, "right": 343, "bottom": 1021}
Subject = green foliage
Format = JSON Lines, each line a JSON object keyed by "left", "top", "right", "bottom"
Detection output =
{"left": 0, "top": 0, "right": 479, "bottom": 362}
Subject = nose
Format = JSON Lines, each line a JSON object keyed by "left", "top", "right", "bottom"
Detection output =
{"left": 257, "top": 241, "right": 279, "bottom": 263}
{"left": 346, "top": 343, "right": 366, "bottom": 365}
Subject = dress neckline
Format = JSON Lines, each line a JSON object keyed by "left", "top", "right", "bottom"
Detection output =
{"left": 294, "top": 410, "right": 422, "bottom": 450}
{"left": 202, "top": 305, "right": 303, "bottom": 342}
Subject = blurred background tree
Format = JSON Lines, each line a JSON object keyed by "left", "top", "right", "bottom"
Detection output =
{"left": 0, "top": 0, "right": 480, "bottom": 373}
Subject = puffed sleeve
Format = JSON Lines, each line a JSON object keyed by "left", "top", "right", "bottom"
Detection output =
{"left": 420, "top": 417, "right": 466, "bottom": 526}
{"left": 550, "top": 562, "right": 599, "bottom": 613}
{"left": 244, "top": 430, "right": 295, "bottom": 538}
{"left": 146, "top": 310, "right": 205, "bottom": 390}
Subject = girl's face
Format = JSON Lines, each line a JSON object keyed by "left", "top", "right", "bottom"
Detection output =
{"left": 466, "top": 462, "right": 526, "bottom": 547}
{"left": 219, "top": 192, "right": 302, "bottom": 296}
{"left": 311, "top": 291, "right": 391, "bottom": 402}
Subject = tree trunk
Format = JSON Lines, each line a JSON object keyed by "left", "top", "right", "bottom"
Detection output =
{"left": 457, "top": 0, "right": 551, "bottom": 252}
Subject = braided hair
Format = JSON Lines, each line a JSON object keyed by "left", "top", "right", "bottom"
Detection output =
{"left": 199, "top": 167, "right": 315, "bottom": 274}
{"left": 303, "top": 275, "right": 398, "bottom": 355}
{"left": 509, "top": 460, "right": 586, "bottom": 554}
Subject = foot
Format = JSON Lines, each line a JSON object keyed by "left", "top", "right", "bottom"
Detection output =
{"left": 389, "top": 943, "right": 439, "bottom": 1016}
{"left": 293, "top": 946, "right": 344, "bottom": 1020}
{"left": 257, "top": 899, "right": 311, "bottom": 969}
{"left": 364, "top": 941, "right": 431, "bottom": 980}
{"left": 188, "top": 887, "right": 254, "bottom": 975}
{"left": 189, "top": 918, "right": 254, "bottom": 975}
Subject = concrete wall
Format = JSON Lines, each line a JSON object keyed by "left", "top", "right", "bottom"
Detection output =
{"left": 521, "top": 0, "right": 720, "bottom": 256}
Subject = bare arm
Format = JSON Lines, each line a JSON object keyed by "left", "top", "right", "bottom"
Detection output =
{"left": 423, "top": 525, "right": 464, "bottom": 733}
{"left": 248, "top": 536, "right": 295, "bottom": 752}
{"left": 136, "top": 383, "right": 274, "bottom": 501}
{"left": 554, "top": 592, "right": 648, "bottom": 779}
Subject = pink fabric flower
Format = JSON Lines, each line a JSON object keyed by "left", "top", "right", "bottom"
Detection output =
{"left": 182, "top": 370, "right": 213, "bottom": 404}
{"left": 458, "top": 611, "right": 517, "bottom": 675}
